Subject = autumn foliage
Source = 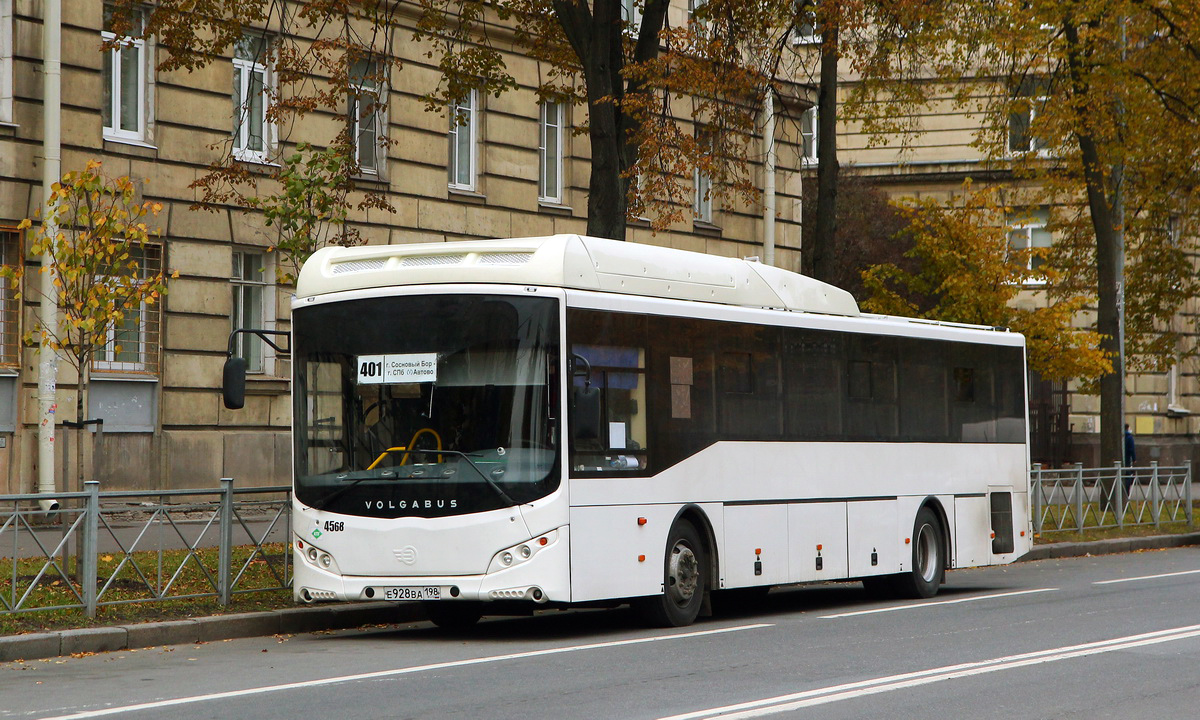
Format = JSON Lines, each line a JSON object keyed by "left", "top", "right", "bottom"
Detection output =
{"left": 862, "top": 187, "right": 1111, "bottom": 383}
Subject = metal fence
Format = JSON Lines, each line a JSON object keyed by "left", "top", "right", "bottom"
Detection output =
{"left": 1032, "top": 462, "right": 1194, "bottom": 534}
{"left": 1, "top": 479, "right": 291, "bottom": 618}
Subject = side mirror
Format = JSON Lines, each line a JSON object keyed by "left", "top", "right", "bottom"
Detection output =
{"left": 571, "top": 385, "right": 601, "bottom": 441}
{"left": 222, "top": 356, "right": 247, "bottom": 410}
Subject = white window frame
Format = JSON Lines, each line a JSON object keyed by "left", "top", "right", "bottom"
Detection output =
{"left": 539, "top": 101, "right": 564, "bottom": 204}
{"left": 693, "top": 166, "right": 713, "bottom": 224}
{"left": 693, "top": 129, "right": 714, "bottom": 224}
{"left": 448, "top": 89, "right": 478, "bottom": 192}
{"left": 793, "top": 0, "right": 820, "bottom": 44}
{"left": 349, "top": 60, "right": 383, "bottom": 176}
{"left": 1007, "top": 209, "right": 1051, "bottom": 286}
{"left": 231, "top": 249, "right": 275, "bottom": 375}
{"left": 101, "top": 5, "right": 147, "bottom": 142}
{"left": 233, "top": 35, "right": 271, "bottom": 163}
{"left": 0, "top": 0, "right": 13, "bottom": 125}
{"left": 621, "top": 0, "right": 644, "bottom": 28}
{"left": 1008, "top": 78, "right": 1051, "bottom": 158}
{"left": 801, "top": 107, "right": 818, "bottom": 163}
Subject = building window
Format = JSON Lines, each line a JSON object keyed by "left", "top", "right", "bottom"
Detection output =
{"left": 231, "top": 250, "right": 271, "bottom": 374}
{"left": 621, "top": 0, "right": 643, "bottom": 27}
{"left": 448, "top": 89, "right": 478, "bottom": 191}
{"left": 1007, "top": 208, "right": 1052, "bottom": 284}
{"left": 101, "top": 4, "right": 146, "bottom": 142}
{"left": 349, "top": 59, "right": 382, "bottom": 175}
{"left": 1, "top": 0, "right": 13, "bottom": 125}
{"left": 539, "top": 101, "right": 564, "bottom": 204}
{"left": 0, "top": 228, "right": 18, "bottom": 367}
{"left": 794, "top": 0, "right": 820, "bottom": 44}
{"left": 233, "top": 34, "right": 271, "bottom": 163}
{"left": 801, "top": 107, "right": 818, "bottom": 163}
{"left": 693, "top": 129, "right": 714, "bottom": 224}
{"left": 92, "top": 244, "right": 163, "bottom": 374}
{"left": 1008, "top": 77, "right": 1050, "bottom": 156}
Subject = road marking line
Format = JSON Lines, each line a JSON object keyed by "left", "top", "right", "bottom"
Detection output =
{"left": 1094, "top": 568, "right": 1200, "bottom": 585}
{"left": 819, "top": 588, "right": 1058, "bottom": 618}
{"left": 33, "top": 623, "right": 773, "bottom": 720}
{"left": 660, "top": 623, "right": 1200, "bottom": 720}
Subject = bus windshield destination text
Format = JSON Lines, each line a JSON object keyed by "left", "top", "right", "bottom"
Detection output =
{"left": 356, "top": 353, "right": 438, "bottom": 385}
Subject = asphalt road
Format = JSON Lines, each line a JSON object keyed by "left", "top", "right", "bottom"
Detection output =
{"left": 3, "top": 548, "right": 1200, "bottom": 720}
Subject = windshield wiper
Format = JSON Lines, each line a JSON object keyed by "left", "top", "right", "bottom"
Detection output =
{"left": 312, "top": 449, "right": 516, "bottom": 511}
{"left": 407, "top": 449, "right": 517, "bottom": 506}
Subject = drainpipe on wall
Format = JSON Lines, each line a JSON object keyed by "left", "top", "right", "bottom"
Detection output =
{"left": 37, "top": 0, "right": 61, "bottom": 512}
{"left": 762, "top": 89, "right": 777, "bottom": 268}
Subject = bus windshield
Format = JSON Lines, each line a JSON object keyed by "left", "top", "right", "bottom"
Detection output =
{"left": 292, "top": 294, "right": 560, "bottom": 518}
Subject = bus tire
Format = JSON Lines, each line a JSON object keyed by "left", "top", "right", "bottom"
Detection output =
{"left": 424, "top": 601, "right": 484, "bottom": 630}
{"left": 892, "top": 507, "right": 944, "bottom": 599}
{"left": 635, "top": 520, "right": 707, "bottom": 627}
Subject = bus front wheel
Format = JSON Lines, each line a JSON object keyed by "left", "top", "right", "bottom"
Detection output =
{"left": 635, "top": 520, "right": 707, "bottom": 627}
{"left": 892, "top": 507, "right": 944, "bottom": 599}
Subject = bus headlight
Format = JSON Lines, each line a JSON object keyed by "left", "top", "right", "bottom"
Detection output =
{"left": 488, "top": 530, "right": 561, "bottom": 573}
{"left": 298, "top": 538, "right": 340, "bottom": 574}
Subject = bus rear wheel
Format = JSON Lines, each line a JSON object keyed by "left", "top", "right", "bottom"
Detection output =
{"left": 424, "top": 601, "right": 484, "bottom": 630}
{"left": 892, "top": 507, "right": 944, "bottom": 599}
{"left": 635, "top": 520, "right": 707, "bottom": 627}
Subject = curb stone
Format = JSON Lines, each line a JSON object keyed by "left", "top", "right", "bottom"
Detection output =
{"left": 0, "top": 601, "right": 418, "bottom": 664}
{"left": 5, "top": 533, "right": 1200, "bottom": 663}
{"left": 1017, "top": 531, "right": 1200, "bottom": 562}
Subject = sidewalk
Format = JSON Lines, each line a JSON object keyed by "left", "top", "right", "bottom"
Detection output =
{"left": 4, "top": 532, "right": 1199, "bottom": 663}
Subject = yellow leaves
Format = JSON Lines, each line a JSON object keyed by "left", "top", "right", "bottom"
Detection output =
{"left": 17, "top": 218, "right": 31, "bottom": 231}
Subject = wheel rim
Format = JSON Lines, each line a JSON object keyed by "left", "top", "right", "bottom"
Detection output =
{"left": 667, "top": 541, "right": 700, "bottom": 607}
{"left": 915, "top": 523, "right": 938, "bottom": 584}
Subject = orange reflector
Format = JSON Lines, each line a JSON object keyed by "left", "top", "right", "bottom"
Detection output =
{"left": 637, "top": 517, "right": 647, "bottom": 526}
{"left": 990, "top": 532, "right": 996, "bottom": 538}
{"left": 297, "top": 540, "right": 304, "bottom": 549}
{"left": 638, "top": 555, "right": 646, "bottom": 562}
{"left": 1020, "top": 531, "right": 1026, "bottom": 537}
{"left": 905, "top": 538, "right": 911, "bottom": 544}
{"left": 816, "top": 544, "right": 822, "bottom": 551}
{"left": 755, "top": 548, "right": 761, "bottom": 555}
{"left": 539, "top": 537, "right": 549, "bottom": 546}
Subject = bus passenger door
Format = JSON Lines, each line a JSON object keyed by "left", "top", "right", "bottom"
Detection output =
{"left": 788, "top": 502, "right": 848, "bottom": 582}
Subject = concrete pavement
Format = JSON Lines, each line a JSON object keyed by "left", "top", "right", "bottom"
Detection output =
{"left": 3, "top": 531, "right": 1199, "bottom": 663}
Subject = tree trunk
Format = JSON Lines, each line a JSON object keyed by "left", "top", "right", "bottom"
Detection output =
{"left": 809, "top": 22, "right": 840, "bottom": 282}
{"left": 1065, "top": 21, "right": 1125, "bottom": 494}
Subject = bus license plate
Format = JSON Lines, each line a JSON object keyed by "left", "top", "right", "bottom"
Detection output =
{"left": 383, "top": 586, "right": 441, "bottom": 600}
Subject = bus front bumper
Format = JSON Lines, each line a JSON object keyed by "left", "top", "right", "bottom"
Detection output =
{"left": 294, "top": 525, "right": 571, "bottom": 605}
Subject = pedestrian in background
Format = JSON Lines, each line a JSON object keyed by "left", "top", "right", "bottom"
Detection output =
{"left": 1123, "top": 423, "right": 1137, "bottom": 496}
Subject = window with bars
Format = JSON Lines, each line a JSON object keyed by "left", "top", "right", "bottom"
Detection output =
{"left": 233, "top": 34, "right": 271, "bottom": 162}
{"left": 92, "top": 244, "right": 162, "bottom": 374}
{"left": 0, "top": 228, "right": 18, "bottom": 368}
{"left": 232, "top": 250, "right": 270, "bottom": 373}
{"left": 101, "top": 3, "right": 147, "bottom": 142}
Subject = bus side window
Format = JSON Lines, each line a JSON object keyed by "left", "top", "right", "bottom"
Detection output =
{"left": 570, "top": 343, "right": 649, "bottom": 472}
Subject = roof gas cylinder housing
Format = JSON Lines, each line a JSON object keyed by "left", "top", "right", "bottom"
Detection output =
{"left": 297, "top": 234, "right": 860, "bottom": 317}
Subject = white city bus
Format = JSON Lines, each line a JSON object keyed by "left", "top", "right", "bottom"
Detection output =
{"left": 246, "top": 234, "right": 1031, "bottom": 628}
